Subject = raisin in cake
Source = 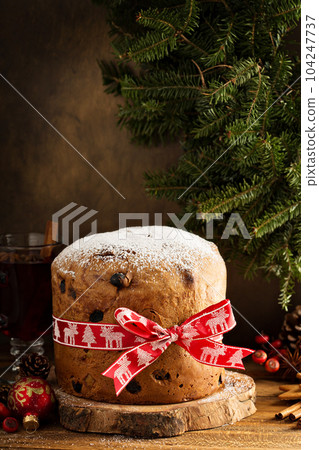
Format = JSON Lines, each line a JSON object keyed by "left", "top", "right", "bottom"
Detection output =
{"left": 52, "top": 226, "right": 227, "bottom": 404}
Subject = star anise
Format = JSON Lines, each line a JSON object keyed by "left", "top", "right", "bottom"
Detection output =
{"left": 280, "top": 349, "right": 301, "bottom": 380}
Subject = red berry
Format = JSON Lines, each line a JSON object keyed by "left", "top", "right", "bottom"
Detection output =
{"left": 0, "top": 402, "right": 10, "bottom": 421}
{"left": 252, "top": 349, "right": 268, "bottom": 365}
{"left": 270, "top": 339, "right": 282, "bottom": 349}
{"left": 265, "top": 358, "right": 280, "bottom": 373}
{"left": 2, "top": 417, "right": 19, "bottom": 433}
{"left": 255, "top": 334, "right": 269, "bottom": 344}
{"left": 278, "top": 348, "right": 288, "bottom": 358}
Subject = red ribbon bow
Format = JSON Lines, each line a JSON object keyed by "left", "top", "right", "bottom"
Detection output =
{"left": 53, "top": 299, "right": 254, "bottom": 396}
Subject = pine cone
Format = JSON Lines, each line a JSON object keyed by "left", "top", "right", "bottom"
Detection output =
{"left": 279, "top": 305, "right": 301, "bottom": 352}
{"left": 0, "top": 382, "right": 11, "bottom": 406}
{"left": 19, "top": 353, "right": 50, "bottom": 379}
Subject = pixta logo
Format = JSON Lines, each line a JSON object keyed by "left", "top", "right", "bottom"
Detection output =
{"left": 118, "top": 213, "right": 251, "bottom": 240}
{"left": 52, "top": 203, "right": 98, "bottom": 246}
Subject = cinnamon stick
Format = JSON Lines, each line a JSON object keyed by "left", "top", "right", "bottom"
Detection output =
{"left": 279, "top": 384, "right": 300, "bottom": 392}
{"left": 278, "top": 391, "right": 301, "bottom": 400}
{"left": 275, "top": 402, "right": 301, "bottom": 420}
{"left": 289, "top": 408, "right": 301, "bottom": 421}
{"left": 278, "top": 386, "right": 301, "bottom": 400}
{"left": 0, "top": 252, "right": 9, "bottom": 262}
{"left": 297, "top": 418, "right": 301, "bottom": 428}
{"left": 40, "top": 220, "right": 58, "bottom": 260}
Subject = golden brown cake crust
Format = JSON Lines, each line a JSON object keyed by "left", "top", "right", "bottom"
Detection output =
{"left": 52, "top": 226, "right": 227, "bottom": 404}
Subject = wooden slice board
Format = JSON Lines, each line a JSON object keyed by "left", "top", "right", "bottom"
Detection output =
{"left": 55, "top": 371, "right": 256, "bottom": 438}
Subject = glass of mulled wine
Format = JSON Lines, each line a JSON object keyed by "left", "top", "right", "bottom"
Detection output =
{"left": 0, "top": 233, "right": 62, "bottom": 373}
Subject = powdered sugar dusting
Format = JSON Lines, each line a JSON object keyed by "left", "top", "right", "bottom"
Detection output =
{"left": 54, "top": 226, "right": 222, "bottom": 278}
{"left": 198, "top": 371, "right": 255, "bottom": 402}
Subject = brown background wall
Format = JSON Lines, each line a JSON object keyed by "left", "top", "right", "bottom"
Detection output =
{"left": 0, "top": 0, "right": 299, "bottom": 347}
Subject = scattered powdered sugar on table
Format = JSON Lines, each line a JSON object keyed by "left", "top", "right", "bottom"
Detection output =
{"left": 54, "top": 226, "right": 221, "bottom": 278}
{"left": 198, "top": 371, "right": 254, "bottom": 403}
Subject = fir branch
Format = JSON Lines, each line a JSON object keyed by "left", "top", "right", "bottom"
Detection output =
{"left": 285, "top": 161, "right": 301, "bottom": 188}
{"left": 121, "top": 83, "right": 202, "bottom": 96}
{"left": 199, "top": 178, "right": 268, "bottom": 214}
{"left": 203, "top": 59, "right": 259, "bottom": 99}
{"left": 261, "top": 53, "right": 293, "bottom": 134}
{"left": 202, "top": 64, "right": 233, "bottom": 72}
{"left": 125, "top": 35, "right": 174, "bottom": 61}
{"left": 250, "top": 14, "right": 256, "bottom": 56}
{"left": 252, "top": 201, "right": 301, "bottom": 238}
{"left": 247, "top": 65, "right": 262, "bottom": 123}
{"left": 273, "top": 6, "right": 300, "bottom": 18}
{"left": 182, "top": 0, "right": 196, "bottom": 31}
{"left": 191, "top": 59, "right": 207, "bottom": 87}
{"left": 137, "top": 15, "right": 176, "bottom": 32}
{"left": 179, "top": 33, "right": 210, "bottom": 56}
{"left": 201, "top": 18, "right": 235, "bottom": 67}
{"left": 278, "top": 243, "right": 298, "bottom": 310}
{"left": 110, "top": 20, "right": 134, "bottom": 39}
{"left": 98, "top": 0, "right": 301, "bottom": 308}
{"left": 244, "top": 250, "right": 259, "bottom": 279}
{"left": 268, "top": 31, "right": 276, "bottom": 54}
{"left": 183, "top": 158, "right": 212, "bottom": 186}
{"left": 192, "top": 110, "right": 233, "bottom": 138}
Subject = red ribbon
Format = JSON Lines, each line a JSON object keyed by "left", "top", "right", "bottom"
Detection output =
{"left": 53, "top": 299, "right": 254, "bottom": 396}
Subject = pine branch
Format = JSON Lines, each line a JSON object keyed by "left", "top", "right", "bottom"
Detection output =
{"left": 247, "top": 65, "right": 262, "bottom": 123}
{"left": 98, "top": 0, "right": 301, "bottom": 308}
{"left": 199, "top": 177, "right": 268, "bottom": 214}
{"left": 252, "top": 201, "right": 301, "bottom": 238}
{"left": 125, "top": 34, "right": 176, "bottom": 62}
{"left": 182, "top": 0, "right": 198, "bottom": 32}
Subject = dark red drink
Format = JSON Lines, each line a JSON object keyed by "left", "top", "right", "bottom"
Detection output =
{"left": 0, "top": 260, "right": 53, "bottom": 341}
{"left": 0, "top": 233, "right": 62, "bottom": 341}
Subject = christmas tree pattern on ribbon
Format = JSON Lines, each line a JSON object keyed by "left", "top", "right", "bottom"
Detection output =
{"left": 82, "top": 325, "right": 97, "bottom": 348}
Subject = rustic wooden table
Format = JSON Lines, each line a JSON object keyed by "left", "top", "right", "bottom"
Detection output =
{"left": 0, "top": 349, "right": 300, "bottom": 450}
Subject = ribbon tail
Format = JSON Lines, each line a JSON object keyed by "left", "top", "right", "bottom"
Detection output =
{"left": 102, "top": 338, "right": 171, "bottom": 396}
{"left": 222, "top": 345, "right": 255, "bottom": 370}
{"left": 180, "top": 338, "right": 254, "bottom": 371}
{"left": 101, "top": 349, "right": 139, "bottom": 396}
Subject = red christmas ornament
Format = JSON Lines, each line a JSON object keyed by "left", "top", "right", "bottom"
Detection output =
{"left": 2, "top": 417, "right": 19, "bottom": 433}
{"left": 0, "top": 401, "right": 11, "bottom": 420}
{"left": 255, "top": 334, "right": 269, "bottom": 344}
{"left": 265, "top": 357, "right": 280, "bottom": 373}
{"left": 7, "top": 377, "right": 55, "bottom": 431}
{"left": 252, "top": 349, "right": 267, "bottom": 365}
